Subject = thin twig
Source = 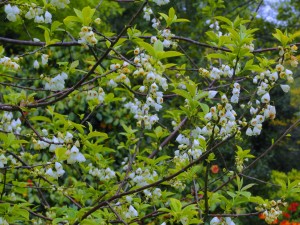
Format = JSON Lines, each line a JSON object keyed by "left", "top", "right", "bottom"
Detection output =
{"left": 148, "top": 117, "right": 188, "bottom": 158}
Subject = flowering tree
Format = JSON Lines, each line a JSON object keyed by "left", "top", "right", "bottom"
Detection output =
{"left": 0, "top": 0, "right": 300, "bottom": 225}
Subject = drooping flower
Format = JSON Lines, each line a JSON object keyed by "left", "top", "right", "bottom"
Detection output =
{"left": 4, "top": 4, "right": 20, "bottom": 22}
{"left": 67, "top": 145, "right": 86, "bottom": 164}
{"left": 44, "top": 11, "right": 52, "bottom": 23}
{"left": 261, "top": 92, "right": 270, "bottom": 103}
{"left": 280, "top": 84, "right": 290, "bottom": 93}
{"left": 208, "top": 91, "right": 218, "bottom": 99}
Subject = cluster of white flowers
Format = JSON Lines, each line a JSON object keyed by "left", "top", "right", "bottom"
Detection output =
{"left": 45, "top": 162, "right": 65, "bottom": 179}
{"left": 33, "top": 131, "right": 85, "bottom": 164}
{"left": 208, "top": 21, "right": 220, "bottom": 31}
{"left": 124, "top": 205, "right": 138, "bottom": 219}
{"left": 176, "top": 134, "right": 189, "bottom": 148}
{"left": 88, "top": 164, "right": 116, "bottom": 181}
{"left": 143, "top": 7, "right": 153, "bottom": 21}
{"left": 200, "top": 64, "right": 234, "bottom": 80}
{"left": 41, "top": 54, "right": 49, "bottom": 66}
{"left": 277, "top": 64, "right": 294, "bottom": 83}
{"left": 256, "top": 200, "right": 285, "bottom": 224}
{"left": 246, "top": 114, "right": 265, "bottom": 136}
{"left": 171, "top": 179, "right": 186, "bottom": 190}
{"left": 66, "top": 145, "right": 86, "bottom": 164}
{"left": 0, "top": 154, "right": 18, "bottom": 168}
{"left": 25, "top": 6, "right": 52, "bottom": 24}
{"left": 173, "top": 149, "right": 189, "bottom": 165}
{"left": 64, "top": 132, "right": 73, "bottom": 144}
{"left": 246, "top": 62, "right": 294, "bottom": 136}
{"left": 5, "top": 3, "right": 54, "bottom": 24}
{"left": 173, "top": 133, "right": 204, "bottom": 166}
{"left": 50, "top": 0, "right": 70, "bottom": 9}
{"left": 0, "top": 56, "right": 20, "bottom": 70}
{"left": 210, "top": 217, "right": 235, "bottom": 225}
{"left": 243, "top": 43, "right": 255, "bottom": 52}
{"left": 159, "top": 29, "right": 176, "bottom": 48}
{"left": 203, "top": 101, "right": 239, "bottom": 139}
{"left": 121, "top": 48, "right": 168, "bottom": 129}
{"left": 210, "top": 64, "right": 233, "bottom": 80}
{"left": 86, "top": 87, "right": 106, "bottom": 103}
{"left": 151, "top": 18, "right": 160, "bottom": 29}
{"left": 34, "top": 134, "right": 61, "bottom": 151}
{"left": 143, "top": 188, "right": 162, "bottom": 200}
{"left": 0, "top": 112, "right": 22, "bottom": 134}
{"left": 124, "top": 98, "right": 160, "bottom": 129}
{"left": 254, "top": 65, "right": 293, "bottom": 97}
{"left": 78, "top": 26, "right": 98, "bottom": 47}
{"left": 44, "top": 72, "right": 68, "bottom": 91}
{"left": 112, "top": 62, "right": 131, "bottom": 86}
{"left": 128, "top": 167, "right": 158, "bottom": 187}
{"left": 198, "top": 55, "right": 294, "bottom": 140}
{"left": 8, "top": 155, "right": 17, "bottom": 165}
{"left": 33, "top": 131, "right": 68, "bottom": 150}
{"left": 4, "top": 4, "right": 20, "bottom": 22}
{"left": 152, "top": 0, "right": 170, "bottom": 6}
{"left": 230, "top": 83, "right": 240, "bottom": 103}
{"left": 0, "top": 154, "right": 8, "bottom": 168}
{"left": 151, "top": 29, "right": 177, "bottom": 48}
{"left": 279, "top": 45, "right": 298, "bottom": 67}
{"left": 142, "top": 5, "right": 177, "bottom": 48}
{"left": 206, "top": 20, "right": 222, "bottom": 37}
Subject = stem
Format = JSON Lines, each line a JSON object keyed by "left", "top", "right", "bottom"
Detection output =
{"left": 204, "top": 163, "right": 210, "bottom": 220}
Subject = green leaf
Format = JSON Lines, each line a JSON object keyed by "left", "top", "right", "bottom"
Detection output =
{"left": 200, "top": 103, "right": 209, "bottom": 114}
{"left": 137, "top": 41, "right": 155, "bottom": 57}
{"left": 241, "top": 184, "right": 256, "bottom": 191}
{"left": 206, "top": 31, "right": 219, "bottom": 41}
{"left": 82, "top": 6, "right": 96, "bottom": 26}
{"left": 30, "top": 116, "right": 51, "bottom": 123}
{"left": 55, "top": 147, "right": 68, "bottom": 161}
{"left": 154, "top": 40, "right": 164, "bottom": 52}
{"left": 172, "top": 89, "right": 192, "bottom": 101}
{"left": 227, "top": 191, "right": 236, "bottom": 198}
{"left": 44, "top": 30, "right": 51, "bottom": 45}
{"left": 51, "top": 21, "right": 63, "bottom": 33}
{"left": 154, "top": 155, "right": 171, "bottom": 164}
{"left": 170, "top": 198, "right": 182, "bottom": 212}
{"left": 157, "top": 51, "right": 183, "bottom": 60}
{"left": 70, "top": 122, "right": 85, "bottom": 134}
{"left": 0, "top": 45, "right": 4, "bottom": 55}
{"left": 0, "top": 203, "right": 10, "bottom": 214}
{"left": 175, "top": 18, "right": 190, "bottom": 23}
{"left": 12, "top": 206, "right": 29, "bottom": 220}
{"left": 243, "top": 60, "right": 264, "bottom": 72}
{"left": 159, "top": 13, "right": 169, "bottom": 24}
{"left": 249, "top": 196, "right": 265, "bottom": 204}
{"left": 74, "top": 8, "right": 83, "bottom": 21}
{"left": 182, "top": 204, "right": 197, "bottom": 213}
{"left": 207, "top": 53, "right": 228, "bottom": 60}
{"left": 158, "top": 207, "right": 172, "bottom": 213}
{"left": 238, "top": 191, "right": 251, "bottom": 199}
{"left": 69, "top": 60, "right": 79, "bottom": 70}
{"left": 215, "top": 16, "right": 232, "bottom": 26}
{"left": 81, "top": 219, "right": 100, "bottom": 225}
{"left": 63, "top": 16, "right": 81, "bottom": 27}
{"left": 169, "top": 7, "right": 176, "bottom": 20}
{"left": 87, "top": 131, "right": 108, "bottom": 140}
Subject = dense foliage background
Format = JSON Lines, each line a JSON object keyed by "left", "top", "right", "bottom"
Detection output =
{"left": 0, "top": 0, "right": 299, "bottom": 225}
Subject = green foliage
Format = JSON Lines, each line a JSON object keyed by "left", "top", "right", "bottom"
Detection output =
{"left": 0, "top": 0, "right": 299, "bottom": 225}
